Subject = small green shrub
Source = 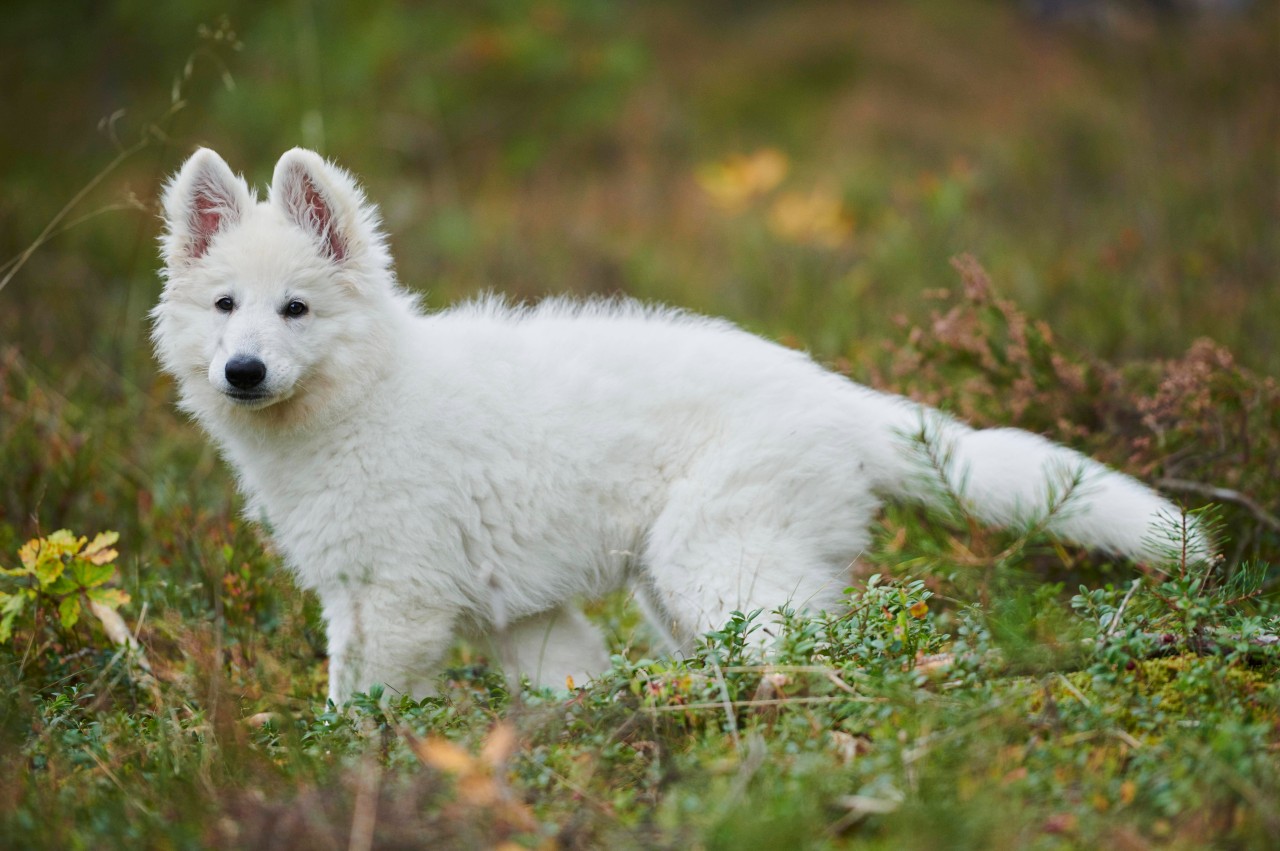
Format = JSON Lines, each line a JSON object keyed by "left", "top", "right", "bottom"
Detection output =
{"left": 0, "top": 529, "right": 128, "bottom": 645}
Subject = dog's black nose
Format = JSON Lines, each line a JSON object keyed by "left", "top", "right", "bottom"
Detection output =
{"left": 225, "top": 355, "right": 267, "bottom": 389}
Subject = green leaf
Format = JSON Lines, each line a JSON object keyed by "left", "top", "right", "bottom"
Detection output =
{"left": 1, "top": 590, "right": 30, "bottom": 616}
{"left": 0, "top": 610, "right": 17, "bottom": 644}
{"left": 46, "top": 575, "right": 79, "bottom": 595}
{"left": 58, "top": 595, "right": 82, "bottom": 629}
{"left": 71, "top": 560, "right": 115, "bottom": 589}
{"left": 33, "top": 559, "right": 65, "bottom": 589}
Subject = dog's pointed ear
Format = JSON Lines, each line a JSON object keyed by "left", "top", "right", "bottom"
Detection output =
{"left": 270, "top": 148, "right": 367, "bottom": 264}
{"left": 161, "top": 148, "right": 252, "bottom": 266}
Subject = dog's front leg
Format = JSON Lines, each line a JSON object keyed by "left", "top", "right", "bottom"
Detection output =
{"left": 321, "top": 586, "right": 457, "bottom": 706}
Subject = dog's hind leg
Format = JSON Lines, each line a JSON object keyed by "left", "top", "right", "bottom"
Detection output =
{"left": 640, "top": 447, "right": 877, "bottom": 646}
{"left": 495, "top": 604, "right": 611, "bottom": 692}
{"left": 642, "top": 530, "right": 849, "bottom": 648}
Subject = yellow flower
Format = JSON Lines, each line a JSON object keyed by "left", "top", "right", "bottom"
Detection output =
{"left": 697, "top": 148, "right": 789, "bottom": 211}
{"left": 768, "top": 189, "right": 852, "bottom": 247}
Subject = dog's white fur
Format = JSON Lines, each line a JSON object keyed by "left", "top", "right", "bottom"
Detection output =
{"left": 153, "top": 148, "right": 1203, "bottom": 704}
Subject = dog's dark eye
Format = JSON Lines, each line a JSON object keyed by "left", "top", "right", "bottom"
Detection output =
{"left": 284, "top": 300, "right": 309, "bottom": 318}
{"left": 215, "top": 296, "right": 235, "bottom": 313}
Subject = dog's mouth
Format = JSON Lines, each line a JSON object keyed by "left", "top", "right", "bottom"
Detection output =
{"left": 224, "top": 389, "right": 276, "bottom": 406}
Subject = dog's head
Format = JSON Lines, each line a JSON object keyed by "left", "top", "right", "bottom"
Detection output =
{"left": 152, "top": 148, "right": 406, "bottom": 430}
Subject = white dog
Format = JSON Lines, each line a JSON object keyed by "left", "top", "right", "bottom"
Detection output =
{"left": 153, "top": 148, "right": 1202, "bottom": 703}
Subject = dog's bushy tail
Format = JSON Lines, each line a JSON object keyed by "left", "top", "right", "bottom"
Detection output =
{"left": 855, "top": 387, "right": 1210, "bottom": 566}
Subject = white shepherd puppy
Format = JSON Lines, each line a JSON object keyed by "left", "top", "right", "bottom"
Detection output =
{"left": 153, "top": 148, "right": 1203, "bottom": 704}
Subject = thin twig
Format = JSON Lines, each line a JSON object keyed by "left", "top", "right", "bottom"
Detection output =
{"left": 718, "top": 664, "right": 859, "bottom": 675}
{"left": 707, "top": 658, "right": 741, "bottom": 754}
{"left": 84, "top": 746, "right": 157, "bottom": 817}
{"left": 347, "top": 750, "right": 382, "bottom": 851}
{"left": 824, "top": 670, "right": 862, "bottom": 695}
{"left": 0, "top": 138, "right": 148, "bottom": 294}
{"left": 1103, "top": 579, "right": 1142, "bottom": 642}
{"left": 642, "top": 695, "right": 880, "bottom": 714}
{"left": 1157, "top": 478, "right": 1280, "bottom": 532}
{"left": 715, "top": 733, "right": 768, "bottom": 823}
{"left": 1055, "top": 673, "right": 1092, "bottom": 708}
{"left": 1109, "top": 728, "right": 1144, "bottom": 750}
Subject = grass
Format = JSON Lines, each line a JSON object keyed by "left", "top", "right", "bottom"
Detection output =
{"left": 1, "top": 2, "right": 1278, "bottom": 848}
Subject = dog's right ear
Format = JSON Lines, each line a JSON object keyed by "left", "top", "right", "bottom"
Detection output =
{"left": 160, "top": 148, "right": 253, "bottom": 266}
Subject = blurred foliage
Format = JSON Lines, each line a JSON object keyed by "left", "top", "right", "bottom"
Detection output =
{"left": 2, "top": 0, "right": 1276, "bottom": 367}
{"left": 1, "top": 0, "right": 1277, "bottom": 848}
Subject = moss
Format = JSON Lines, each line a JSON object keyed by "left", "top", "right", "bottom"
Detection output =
{"left": 1048, "top": 655, "right": 1279, "bottom": 735}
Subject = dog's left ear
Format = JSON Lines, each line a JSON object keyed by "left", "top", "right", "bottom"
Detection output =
{"left": 270, "top": 148, "right": 367, "bottom": 264}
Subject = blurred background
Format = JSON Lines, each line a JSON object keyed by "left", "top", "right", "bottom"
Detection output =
{"left": 1, "top": 0, "right": 1276, "bottom": 552}
{"left": 3, "top": 0, "right": 1275, "bottom": 365}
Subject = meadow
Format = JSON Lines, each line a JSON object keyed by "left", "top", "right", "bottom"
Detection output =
{"left": 1, "top": 2, "right": 1277, "bottom": 848}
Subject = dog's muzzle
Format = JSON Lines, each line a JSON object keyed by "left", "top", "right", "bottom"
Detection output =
{"left": 225, "top": 355, "right": 268, "bottom": 401}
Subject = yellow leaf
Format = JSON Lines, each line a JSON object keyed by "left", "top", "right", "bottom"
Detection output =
{"left": 414, "top": 733, "right": 509, "bottom": 808}
{"left": 480, "top": 722, "right": 518, "bottom": 770}
{"left": 45, "top": 529, "right": 85, "bottom": 557}
{"left": 736, "top": 148, "right": 789, "bottom": 193}
{"left": 83, "top": 531, "right": 120, "bottom": 565}
{"left": 18, "top": 538, "right": 41, "bottom": 570}
{"left": 456, "top": 773, "right": 499, "bottom": 806}
{"left": 87, "top": 587, "right": 130, "bottom": 609}
{"left": 1119, "top": 779, "right": 1137, "bottom": 805}
{"left": 908, "top": 600, "right": 929, "bottom": 619}
{"left": 415, "top": 737, "right": 478, "bottom": 775}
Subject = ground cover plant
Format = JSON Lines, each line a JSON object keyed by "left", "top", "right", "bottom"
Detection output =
{"left": 2, "top": 2, "right": 1277, "bottom": 848}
